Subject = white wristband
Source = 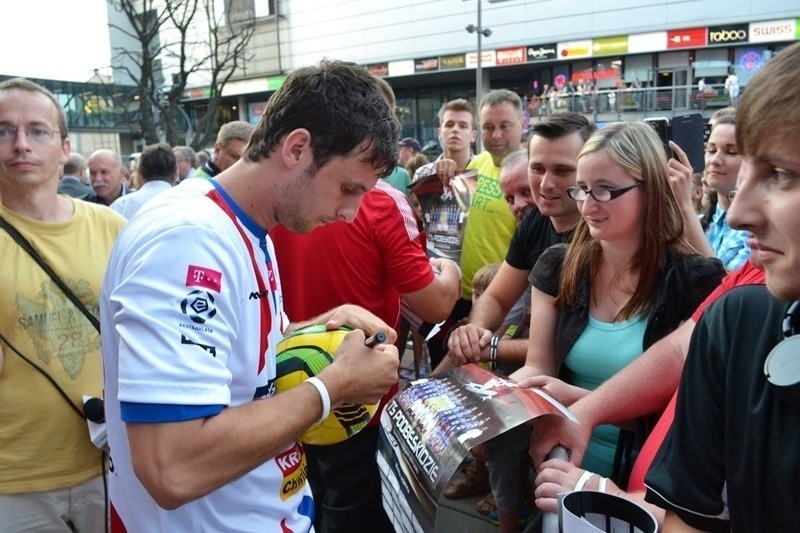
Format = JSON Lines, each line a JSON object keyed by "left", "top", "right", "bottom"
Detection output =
{"left": 305, "top": 377, "right": 330, "bottom": 423}
{"left": 574, "top": 470, "right": 593, "bottom": 491}
{"left": 598, "top": 476, "right": 608, "bottom": 493}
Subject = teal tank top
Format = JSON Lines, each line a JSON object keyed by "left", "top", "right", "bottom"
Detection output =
{"left": 562, "top": 314, "right": 647, "bottom": 477}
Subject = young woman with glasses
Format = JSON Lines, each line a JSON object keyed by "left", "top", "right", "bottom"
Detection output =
{"left": 510, "top": 121, "right": 725, "bottom": 486}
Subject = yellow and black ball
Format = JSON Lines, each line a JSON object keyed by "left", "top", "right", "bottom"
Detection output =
{"left": 275, "top": 325, "right": 379, "bottom": 445}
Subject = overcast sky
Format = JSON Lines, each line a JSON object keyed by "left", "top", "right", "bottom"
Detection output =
{"left": 2, "top": 0, "right": 112, "bottom": 82}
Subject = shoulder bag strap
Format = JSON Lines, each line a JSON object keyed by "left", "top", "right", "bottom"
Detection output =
{"left": 0, "top": 216, "right": 101, "bottom": 332}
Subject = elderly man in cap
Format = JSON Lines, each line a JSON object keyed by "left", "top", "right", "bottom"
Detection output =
{"left": 398, "top": 137, "right": 421, "bottom": 166}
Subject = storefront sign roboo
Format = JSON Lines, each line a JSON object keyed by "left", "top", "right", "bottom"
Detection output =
{"left": 707, "top": 24, "right": 749, "bottom": 44}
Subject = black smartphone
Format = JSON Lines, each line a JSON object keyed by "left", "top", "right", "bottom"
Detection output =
{"left": 670, "top": 113, "right": 706, "bottom": 173}
{"left": 644, "top": 115, "right": 706, "bottom": 173}
{"left": 643, "top": 116, "right": 672, "bottom": 159}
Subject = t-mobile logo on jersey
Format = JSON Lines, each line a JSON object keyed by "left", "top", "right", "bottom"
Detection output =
{"left": 185, "top": 265, "right": 223, "bottom": 293}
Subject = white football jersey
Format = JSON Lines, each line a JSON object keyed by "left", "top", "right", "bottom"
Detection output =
{"left": 101, "top": 178, "right": 313, "bottom": 531}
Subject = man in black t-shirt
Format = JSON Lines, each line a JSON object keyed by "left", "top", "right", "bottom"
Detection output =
{"left": 447, "top": 112, "right": 595, "bottom": 368}
{"left": 645, "top": 286, "right": 799, "bottom": 531}
{"left": 644, "top": 41, "right": 800, "bottom": 532}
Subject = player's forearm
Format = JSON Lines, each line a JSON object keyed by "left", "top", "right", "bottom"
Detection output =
{"left": 404, "top": 271, "right": 461, "bottom": 324}
{"left": 128, "top": 384, "right": 324, "bottom": 510}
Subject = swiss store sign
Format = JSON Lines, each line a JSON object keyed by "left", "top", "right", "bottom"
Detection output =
{"left": 749, "top": 19, "right": 796, "bottom": 43}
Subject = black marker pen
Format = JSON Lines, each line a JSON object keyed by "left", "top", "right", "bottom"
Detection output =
{"left": 364, "top": 332, "right": 386, "bottom": 348}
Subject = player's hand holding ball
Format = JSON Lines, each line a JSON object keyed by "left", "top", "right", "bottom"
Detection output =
{"left": 275, "top": 305, "right": 398, "bottom": 445}
{"left": 323, "top": 326, "right": 399, "bottom": 407}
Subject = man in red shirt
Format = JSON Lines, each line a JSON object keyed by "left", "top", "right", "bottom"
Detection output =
{"left": 271, "top": 178, "right": 460, "bottom": 532}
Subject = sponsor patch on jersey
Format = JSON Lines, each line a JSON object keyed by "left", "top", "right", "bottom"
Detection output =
{"left": 253, "top": 378, "right": 276, "bottom": 400}
{"left": 186, "top": 265, "right": 222, "bottom": 292}
{"left": 180, "top": 334, "right": 217, "bottom": 357}
{"left": 276, "top": 442, "right": 307, "bottom": 501}
{"left": 180, "top": 289, "right": 218, "bottom": 324}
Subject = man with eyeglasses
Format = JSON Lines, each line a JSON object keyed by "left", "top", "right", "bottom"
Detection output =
{"left": 0, "top": 78, "right": 126, "bottom": 531}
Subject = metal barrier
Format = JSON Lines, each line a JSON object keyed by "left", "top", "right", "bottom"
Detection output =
{"left": 532, "top": 84, "right": 732, "bottom": 124}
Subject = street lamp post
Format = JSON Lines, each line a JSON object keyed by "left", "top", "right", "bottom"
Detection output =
{"left": 465, "top": 1, "right": 491, "bottom": 152}
{"left": 465, "top": 0, "right": 510, "bottom": 152}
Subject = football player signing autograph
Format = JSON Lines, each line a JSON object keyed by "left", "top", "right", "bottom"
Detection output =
{"left": 100, "top": 61, "right": 401, "bottom": 531}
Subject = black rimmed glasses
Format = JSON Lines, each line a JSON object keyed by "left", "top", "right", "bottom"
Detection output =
{"left": 566, "top": 182, "right": 643, "bottom": 202}
{"left": 0, "top": 126, "right": 61, "bottom": 144}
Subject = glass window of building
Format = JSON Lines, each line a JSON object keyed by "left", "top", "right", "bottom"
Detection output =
{"left": 572, "top": 60, "right": 593, "bottom": 83}
{"left": 624, "top": 55, "right": 652, "bottom": 86}
{"left": 416, "top": 88, "right": 443, "bottom": 149}
{"left": 694, "top": 48, "right": 729, "bottom": 82}
{"left": 658, "top": 51, "right": 691, "bottom": 69}
{"left": 552, "top": 64, "right": 569, "bottom": 89}
{"left": 734, "top": 46, "right": 769, "bottom": 86}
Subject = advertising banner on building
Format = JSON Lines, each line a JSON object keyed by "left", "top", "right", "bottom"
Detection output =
{"left": 466, "top": 50, "right": 496, "bottom": 68}
{"left": 592, "top": 35, "right": 628, "bottom": 57}
{"left": 440, "top": 54, "right": 466, "bottom": 70}
{"left": 667, "top": 27, "right": 706, "bottom": 49}
{"left": 628, "top": 31, "right": 667, "bottom": 53}
{"left": 415, "top": 57, "right": 440, "bottom": 73}
{"left": 527, "top": 43, "right": 557, "bottom": 62}
{"left": 495, "top": 46, "right": 526, "bottom": 65}
{"left": 749, "top": 19, "right": 796, "bottom": 43}
{"left": 389, "top": 59, "right": 415, "bottom": 77}
{"left": 707, "top": 23, "right": 749, "bottom": 45}
{"left": 378, "top": 364, "right": 573, "bottom": 533}
{"left": 557, "top": 40, "right": 592, "bottom": 59}
{"left": 367, "top": 63, "right": 390, "bottom": 76}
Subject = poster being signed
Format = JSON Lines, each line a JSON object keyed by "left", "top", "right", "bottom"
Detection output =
{"left": 378, "top": 364, "right": 574, "bottom": 532}
{"left": 409, "top": 170, "right": 478, "bottom": 263}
